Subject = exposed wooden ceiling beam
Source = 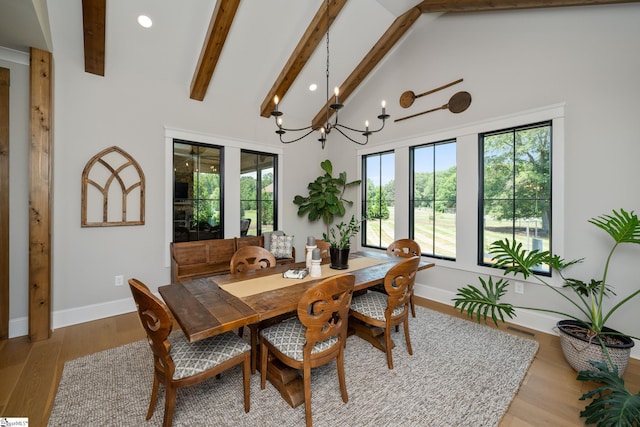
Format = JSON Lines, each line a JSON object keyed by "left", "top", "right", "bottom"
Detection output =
{"left": 416, "top": 0, "right": 640, "bottom": 13}
{"left": 311, "top": 6, "right": 422, "bottom": 129}
{"left": 259, "top": 0, "right": 348, "bottom": 118}
{"left": 190, "top": 0, "right": 241, "bottom": 101}
{"left": 82, "top": 0, "right": 106, "bottom": 76}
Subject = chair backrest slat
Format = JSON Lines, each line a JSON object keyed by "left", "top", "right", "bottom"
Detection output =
{"left": 386, "top": 239, "right": 421, "bottom": 258}
{"left": 297, "top": 274, "right": 355, "bottom": 353}
{"left": 383, "top": 256, "right": 420, "bottom": 320}
{"left": 230, "top": 245, "right": 277, "bottom": 273}
{"left": 128, "top": 278, "right": 176, "bottom": 376}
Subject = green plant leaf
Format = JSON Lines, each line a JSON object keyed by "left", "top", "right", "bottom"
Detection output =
{"left": 293, "top": 159, "right": 359, "bottom": 228}
{"left": 453, "top": 277, "right": 516, "bottom": 327}
{"left": 589, "top": 209, "right": 640, "bottom": 245}
{"left": 563, "top": 278, "right": 615, "bottom": 298}
{"left": 578, "top": 361, "right": 640, "bottom": 426}
{"left": 489, "top": 239, "right": 549, "bottom": 279}
{"left": 320, "top": 159, "right": 333, "bottom": 175}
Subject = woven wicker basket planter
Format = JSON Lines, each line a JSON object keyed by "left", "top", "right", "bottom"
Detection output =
{"left": 557, "top": 320, "right": 634, "bottom": 376}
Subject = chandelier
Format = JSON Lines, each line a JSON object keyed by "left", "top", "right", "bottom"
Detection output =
{"left": 270, "top": 0, "right": 389, "bottom": 149}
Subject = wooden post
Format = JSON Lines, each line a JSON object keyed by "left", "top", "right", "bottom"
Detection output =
{"left": 0, "top": 67, "right": 9, "bottom": 340}
{"left": 29, "top": 48, "right": 52, "bottom": 341}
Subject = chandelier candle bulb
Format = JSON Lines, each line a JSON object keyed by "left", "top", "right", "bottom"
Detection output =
{"left": 381, "top": 100, "right": 386, "bottom": 115}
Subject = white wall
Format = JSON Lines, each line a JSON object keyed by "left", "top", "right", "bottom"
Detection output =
{"left": 0, "top": 49, "right": 30, "bottom": 326}
{"left": 4, "top": 3, "right": 640, "bottom": 362}
{"left": 336, "top": 4, "right": 640, "bottom": 357}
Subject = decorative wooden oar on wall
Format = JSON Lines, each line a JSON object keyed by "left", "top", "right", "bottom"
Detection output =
{"left": 399, "top": 78, "right": 463, "bottom": 109}
{"left": 394, "top": 91, "right": 472, "bottom": 123}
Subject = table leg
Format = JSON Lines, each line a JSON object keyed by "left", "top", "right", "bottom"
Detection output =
{"left": 257, "top": 345, "right": 305, "bottom": 408}
{"left": 348, "top": 317, "right": 395, "bottom": 352}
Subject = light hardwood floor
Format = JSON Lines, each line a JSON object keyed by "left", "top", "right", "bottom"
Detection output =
{"left": 1, "top": 298, "right": 638, "bottom": 427}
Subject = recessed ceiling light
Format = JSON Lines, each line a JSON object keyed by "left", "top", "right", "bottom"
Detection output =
{"left": 309, "top": 83, "right": 318, "bottom": 92}
{"left": 138, "top": 15, "right": 153, "bottom": 28}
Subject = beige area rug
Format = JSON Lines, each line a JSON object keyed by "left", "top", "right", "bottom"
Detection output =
{"left": 48, "top": 307, "right": 538, "bottom": 427}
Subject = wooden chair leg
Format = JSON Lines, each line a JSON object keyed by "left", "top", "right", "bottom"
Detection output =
{"left": 385, "top": 325, "right": 394, "bottom": 370}
{"left": 242, "top": 355, "right": 251, "bottom": 413}
{"left": 303, "top": 363, "right": 313, "bottom": 427}
{"left": 410, "top": 294, "right": 416, "bottom": 318}
{"left": 250, "top": 325, "right": 258, "bottom": 374}
{"left": 337, "top": 347, "right": 348, "bottom": 403}
{"left": 404, "top": 318, "right": 413, "bottom": 356}
{"left": 146, "top": 376, "right": 160, "bottom": 420}
{"left": 260, "top": 338, "right": 268, "bottom": 390}
{"left": 163, "top": 385, "right": 177, "bottom": 427}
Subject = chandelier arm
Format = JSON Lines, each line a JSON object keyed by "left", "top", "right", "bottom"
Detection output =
{"left": 273, "top": 117, "right": 314, "bottom": 133}
{"left": 334, "top": 118, "right": 386, "bottom": 134}
{"left": 332, "top": 126, "right": 369, "bottom": 145}
{"left": 278, "top": 129, "right": 316, "bottom": 144}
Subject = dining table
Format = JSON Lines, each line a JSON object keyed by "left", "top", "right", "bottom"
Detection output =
{"left": 159, "top": 250, "right": 434, "bottom": 407}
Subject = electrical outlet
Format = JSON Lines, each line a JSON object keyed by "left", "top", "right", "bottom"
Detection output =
{"left": 514, "top": 281, "right": 524, "bottom": 294}
{"left": 115, "top": 275, "right": 124, "bottom": 287}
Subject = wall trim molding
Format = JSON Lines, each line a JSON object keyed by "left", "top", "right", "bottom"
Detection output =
{"left": 0, "top": 47, "right": 30, "bottom": 65}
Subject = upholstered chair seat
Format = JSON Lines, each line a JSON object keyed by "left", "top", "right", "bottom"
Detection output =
{"left": 259, "top": 318, "right": 338, "bottom": 361}
{"left": 169, "top": 331, "right": 250, "bottom": 379}
{"left": 349, "top": 291, "right": 404, "bottom": 322}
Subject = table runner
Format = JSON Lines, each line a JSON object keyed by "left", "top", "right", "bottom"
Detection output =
{"left": 219, "top": 256, "right": 387, "bottom": 298}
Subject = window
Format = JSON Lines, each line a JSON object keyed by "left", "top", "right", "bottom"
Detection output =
{"left": 362, "top": 151, "right": 394, "bottom": 248}
{"left": 410, "top": 141, "right": 457, "bottom": 259}
{"left": 240, "top": 150, "right": 277, "bottom": 236}
{"left": 479, "top": 121, "right": 552, "bottom": 272}
{"left": 173, "top": 140, "right": 223, "bottom": 242}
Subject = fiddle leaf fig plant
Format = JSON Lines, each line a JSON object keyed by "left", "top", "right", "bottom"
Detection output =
{"left": 293, "top": 159, "right": 361, "bottom": 235}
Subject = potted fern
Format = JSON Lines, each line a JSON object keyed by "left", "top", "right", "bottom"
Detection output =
{"left": 453, "top": 208, "right": 640, "bottom": 424}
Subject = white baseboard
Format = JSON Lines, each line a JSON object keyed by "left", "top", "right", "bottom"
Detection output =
{"left": 8, "top": 297, "right": 138, "bottom": 339}
{"left": 414, "top": 281, "right": 640, "bottom": 361}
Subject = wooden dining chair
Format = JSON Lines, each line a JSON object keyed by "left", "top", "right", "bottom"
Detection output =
{"left": 387, "top": 239, "right": 421, "bottom": 317}
{"left": 349, "top": 256, "right": 420, "bottom": 370}
{"left": 230, "top": 245, "right": 277, "bottom": 273}
{"left": 371, "top": 239, "right": 421, "bottom": 318}
{"left": 230, "top": 245, "right": 278, "bottom": 373}
{"left": 260, "top": 273, "right": 355, "bottom": 427}
{"left": 314, "top": 239, "right": 332, "bottom": 264}
{"left": 128, "top": 278, "right": 251, "bottom": 427}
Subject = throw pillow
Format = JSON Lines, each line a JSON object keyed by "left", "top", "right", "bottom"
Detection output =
{"left": 270, "top": 234, "right": 294, "bottom": 259}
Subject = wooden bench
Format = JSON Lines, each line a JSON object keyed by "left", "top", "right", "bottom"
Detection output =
{"left": 170, "top": 236, "right": 295, "bottom": 283}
